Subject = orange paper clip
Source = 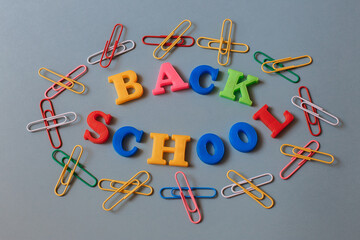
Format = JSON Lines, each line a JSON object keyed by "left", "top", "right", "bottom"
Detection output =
{"left": 142, "top": 35, "right": 194, "bottom": 47}
{"left": 100, "top": 24, "right": 124, "bottom": 68}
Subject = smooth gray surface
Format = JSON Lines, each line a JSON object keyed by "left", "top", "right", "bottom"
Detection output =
{"left": 0, "top": 0, "right": 359, "bottom": 239}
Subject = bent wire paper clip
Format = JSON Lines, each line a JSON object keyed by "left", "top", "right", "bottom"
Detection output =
{"left": 160, "top": 187, "right": 217, "bottom": 199}
{"left": 280, "top": 143, "right": 334, "bottom": 164}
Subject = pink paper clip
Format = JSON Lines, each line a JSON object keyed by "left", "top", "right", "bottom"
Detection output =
{"left": 40, "top": 99, "right": 62, "bottom": 149}
{"left": 279, "top": 140, "right": 320, "bottom": 180}
{"left": 44, "top": 65, "right": 88, "bottom": 99}
{"left": 174, "top": 171, "right": 202, "bottom": 224}
{"left": 100, "top": 24, "right": 124, "bottom": 68}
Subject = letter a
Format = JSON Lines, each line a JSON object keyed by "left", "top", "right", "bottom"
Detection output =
{"left": 108, "top": 70, "right": 143, "bottom": 105}
{"left": 152, "top": 62, "right": 189, "bottom": 95}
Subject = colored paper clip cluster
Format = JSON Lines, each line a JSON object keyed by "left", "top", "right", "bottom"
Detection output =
{"left": 253, "top": 51, "right": 300, "bottom": 83}
{"left": 196, "top": 19, "right": 249, "bottom": 66}
{"left": 38, "top": 68, "right": 86, "bottom": 94}
{"left": 54, "top": 145, "right": 83, "bottom": 196}
{"left": 280, "top": 143, "right": 334, "bottom": 164}
{"left": 279, "top": 140, "right": 320, "bottom": 180}
{"left": 261, "top": 55, "right": 312, "bottom": 73}
{"left": 174, "top": 171, "right": 202, "bottom": 224}
{"left": 152, "top": 20, "right": 192, "bottom": 60}
{"left": 52, "top": 149, "right": 98, "bottom": 187}
{"left": 44, "top": 65, "right": 88, "bottom": 99}
{"left": 298, "top": 86, "right": 322, "bottom": 136}
{"left": 225, "top": 170, "right": 274, "bottom": 209}
{"left": 291, "top": 95, "right": 340, "bottom": 126}
{"left": 221, "top": 173, "right": 273, "bottom": 198}
{"left": 142, "top": 35, "right": 194, "bottom": 47}
{"left": 99, "top": 171, "right": 152, "bottom": 211}
{"left": 160, "top": 187, "right": 217, "bottom": 199}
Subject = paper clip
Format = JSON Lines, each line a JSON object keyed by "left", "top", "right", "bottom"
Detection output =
{"left": 54, "top": 145, "right": 83, "bottom": 196}
{"left": 87, "top": 40, "right": 135, "bottom": 65}
{"left": 153, "top": 19, "right": 192, "bottom": 60}
{"left": 44, "top": 65, "right": 87, "bottom": 99}
{"left": 99, "top": 171, "right": 152, "bottom": 211}
{"left": 279, "top": 140, "right": 320, "bottom": 180}
{"left": 280, "top": 143, "right": 334, "bottom": 164}
{"left": 174, "top": 171, "right": 202, "bottom": 224}
{"left": 291, "top": 96, "right": 339, "bottom": 126}
{"left": 196, "top": 19, "right": 249, "bottom": 66}
{"left": 253, "top": 51, "right": 300, "bottom": 83}
{"left": 52, "top": 149, "right": 98, "bottom": 187}
{"left": 160, "top": 187, "right": 217, "bottom": 199}
{"left": 221, "top": 173, "right": 273, "bottom": 199}
{"left": 225, "top": 170, "right": 274, "bottom": 209}
{"left": 99, "top": 24, "right": 124, "bottom": 68}
{"left": 98, "top": 179, "right": 153, "bottom": 196}
{"left": 261, "top": 55, "right": 312, "bottom": 73}
{"left": 298, "top": 86, "right": 322, "bottom": 136}
{"left": 142, "top": 35, "right": 194, "bottom": 47}
{"left": 38, "top": 68, "right": 85, "bottom": 94}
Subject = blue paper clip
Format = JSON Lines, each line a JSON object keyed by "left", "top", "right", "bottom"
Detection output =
{"left": 160, "top": 187, "right": 217, "bottom": 199}
{"left": 52, "top": 150, "right": 98, "bottom": 188}
{"left": 253, "top": 51, "right": 300, "bottom": 83}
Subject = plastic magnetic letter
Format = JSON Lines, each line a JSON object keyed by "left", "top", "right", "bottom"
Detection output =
{"left": 196, "top": 133, "right": 224, "bottom": 165}
{"left": 152, "top": 62, "right": 189, "bottom": 95}
{"left": 147, "top": 133, "right": 191, "bottom": 167}
{"left": 84, "top": 111, "right": 112, "bottom": 144}
{"left": 189, "top": 65, "right": 219, "bottom": 95}
{"left": 219, "top": 69, "right": 258, "bottom": 106}
{"left": 108, "top": 70, "right": 144, "bottom": 104}
{"left": 253, "top": 104, "right": 294, "bottom": 138}
{"left": 112, "top": 126, "right": 144, "bottom": 157}
{"left": 229, "top": 122, "right": 258, "bottom": 153}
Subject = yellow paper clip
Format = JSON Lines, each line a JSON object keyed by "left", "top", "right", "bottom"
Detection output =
{"left": 153, "top": 20, "right": 192, "bottom": 60}
{"left": 280, "top": 144, "right": 334, "bottom": 164}
{"left": 261, "top": 55, "right": 312, "bottom": 73}
{"left": 196, "top": 19, "right": 249, "bottom": 66}
{"left": 38, "top": 68, "right": 86, "bottom": 94}
{"left": 54, "top": 145, "right": 83, "bottom": 197}
{"left": 99, "top": 171, "right": 152, "bottom": 211}
{"left": 98, "top": 178, "right": 153, "bottom": 196}
{"left": 226, "top": 170, "right": 274, "bottom": 209}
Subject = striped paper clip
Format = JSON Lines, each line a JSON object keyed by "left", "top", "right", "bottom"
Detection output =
{"left": 298, "top": 86, "right": 322, "bottom": 136}
{"left": 279, "top": 140, "right": 320, "bottom": 180}
{"left": 44, "top": 65, "right": 87, "bottom": 99}
{"left": 87, "top": 40, "right": 135, "bottom": 65}
{"left": 142, "top": 35, "right": 194, "bottom": 47}
{"left": 153, "top": 20, "right": 192, "bottom": 60}
{"left": 52, "top": 149, "right": 98, "bottom": 187}
{"left": 54, "top": 145, "right": 83, "bottom": 196}
{"left": 221, "top": 173, "right": 273, "bottom": 198}
{"left": 38, "top": 68, "right": 86, "bottom": 94}
{"left": 160, "top": 187, "right": 217, "bottom": 199}
{"left": 174, "top": 171, "right": 202, "bottom": 224}
{"left": 225, "top": 170, "right": 274, "bottom": 209}
{"left": 197, "top": 19, "right": 249, "bottom": 66}
{"left": 99, "top": 171, "right": 152, "bottom": 211}
{"left": 253, "top": 51, "right": 300, "bottom": 83}
{"left": 100, "top": 24, "right": 124, "bottom": 68}
{"left": 280, "top": 143, "right": 334, "bottom": 164}
{"left": 261, "top": 55, "right": 312, "bottom": 73}
{"left": 291, "top": 95, "right": 340, "bottom": 126}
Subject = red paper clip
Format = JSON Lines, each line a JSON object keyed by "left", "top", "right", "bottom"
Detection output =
{"left": 100, "top": 24, "right": 124, "bottom": 68}
{"left": 44, "top": 65, "right": 88, "bottom": 99}
{"left": 279, "top": 140, "right": 320, "bottom": 180}
{"left": 142, "top": 35, "right": 195, "bottom": 47}
{"left": 40, "top": 99, "right": 62, "bottom": 149}
{"left": 298, "top": 86, "right": 322, "bottom": 136}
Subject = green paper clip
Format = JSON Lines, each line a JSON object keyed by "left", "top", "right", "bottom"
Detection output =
{"left": 52, "top": 150, "right": 98, "bottom": 188}
{"left": 254, "top": 51, "right": 300, "bottom": 83}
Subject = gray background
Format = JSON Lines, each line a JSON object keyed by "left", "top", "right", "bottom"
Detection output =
{"left": 0, "top": 0, "right": 359, "bottom": 239}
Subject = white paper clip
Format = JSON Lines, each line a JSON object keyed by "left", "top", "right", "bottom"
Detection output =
{"left": 26, "top": 112, "right": 77, "bottom": 132}
{"left": 87, "top": 40, "right": 136, "bottom": 65}
{"left": 291, "top": 96, "right": 339, "bottom": 126}
{"left": 221, "top": 173, "right": 274, "bottom": 199}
